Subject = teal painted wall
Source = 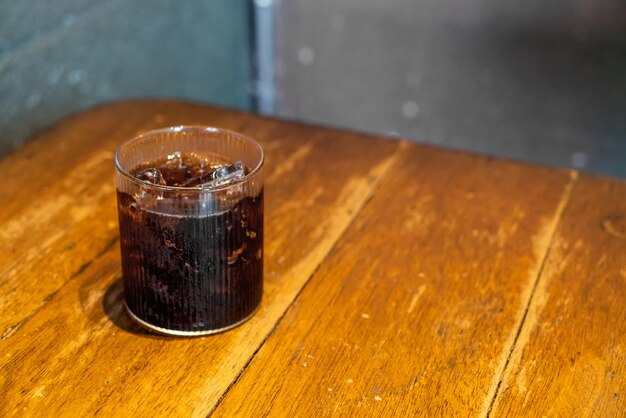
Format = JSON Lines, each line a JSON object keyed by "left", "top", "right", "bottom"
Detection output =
{"left": 0, "top": 0, "right": 252, "bottom": 155}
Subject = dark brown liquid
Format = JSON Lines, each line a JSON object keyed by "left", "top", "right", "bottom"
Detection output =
{"left": 117, "top": 154, "right": 263, "bottom": 333}
{"left": 132, "top": 151, "right": 233, "bottom": 187}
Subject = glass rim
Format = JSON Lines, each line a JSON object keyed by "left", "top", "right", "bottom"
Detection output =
{"left": 114, "top": 125, "right": 265, "bottom": 192}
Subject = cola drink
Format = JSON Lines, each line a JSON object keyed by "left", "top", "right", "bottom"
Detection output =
{"left": 114, "top": 127, "right": 264, "bottom": 336}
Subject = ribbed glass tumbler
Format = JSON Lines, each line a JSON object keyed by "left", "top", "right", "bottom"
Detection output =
{"left": 114, "top": 126, "right": 264, "bottom": 336}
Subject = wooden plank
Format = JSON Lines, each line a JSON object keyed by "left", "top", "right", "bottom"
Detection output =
{"left": 0, "top": 102, "right": 402, "bottom": 416}
{"left": 0, "top": 101, "right": 252, "bottom": 338}
{"left": 490, "top": 175, "right": 626, "bottom": 417}
{"left": 213, "top": 146, "right": 577, "bottom": 417}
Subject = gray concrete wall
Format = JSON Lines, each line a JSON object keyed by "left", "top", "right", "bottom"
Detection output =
{"left": 274, "top": 0, "right": 626, "bottom": 178}
{"left": 0, "top": 0, "right": 252, "bottom": 155}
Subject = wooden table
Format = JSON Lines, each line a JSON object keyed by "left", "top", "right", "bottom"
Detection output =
{"left": 1, "top": 101, "right": 625, "bottom": 417}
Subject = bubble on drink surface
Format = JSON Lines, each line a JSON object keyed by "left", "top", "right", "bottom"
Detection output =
{"left": 168, "top": 151, "right": 182, "bottom": 160}
{"left": 166, "top": 151, "right": 183, "bottom": 168}
{"left": 200, "top": 161, "right": 245, "bottom": 188}
{"left": 135, "top": 168, "right": 167, "bottom": 186}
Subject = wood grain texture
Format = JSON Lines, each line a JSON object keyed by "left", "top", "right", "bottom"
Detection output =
{"left": 491, "top": 175, "right": 626, "bottom": 417}
{"left": 0, "top": 101, "right": 251, "bottom": 338}
{"left": 0, "top": 101, "right": 401, "bottom": 416}
{"left": 213, "top": 146, "right": 577, "bottom": 417}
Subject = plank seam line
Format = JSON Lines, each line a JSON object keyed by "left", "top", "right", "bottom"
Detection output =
{"left": 206, "top": 140, "right": 411, "bottom": 417}
{"left": 484, "top": 170, "right": 579, "bottom": 417}
{"left": 0, "top": 236, "right": 119, "bottom": 342}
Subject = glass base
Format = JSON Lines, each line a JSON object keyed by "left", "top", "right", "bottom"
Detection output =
{"left": 124, "top": 301, "right": 259, "bottom": 337}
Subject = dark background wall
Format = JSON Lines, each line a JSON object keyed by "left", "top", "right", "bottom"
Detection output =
{"left": 3, "top": 1, "right": 625, "bottom": 178}
{"left": 273, "top": 0, "right": 626, "bottom": 178}
{"left": 0, "top": 0, "right": 251, "bottom": 155}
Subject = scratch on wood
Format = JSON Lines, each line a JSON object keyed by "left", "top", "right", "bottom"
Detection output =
{"left": 602, "top": 216, "right": 626, "bottom": 240}
{"left": 407, "top": 284, "right": 427, "bottom": 314}
{"left": 482, "top": 169, "right": 578, "bottom": 417}
{"left": 1, "top": 321, "right": 24, "bottom": 341}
